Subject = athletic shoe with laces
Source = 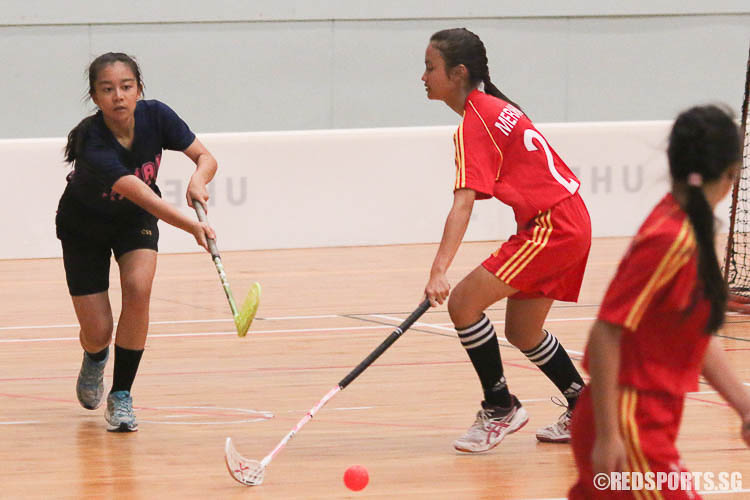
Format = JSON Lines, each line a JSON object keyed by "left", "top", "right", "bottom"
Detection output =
{"left": 453, "top": 395, "right": 529, "bottom": 453}
{"left": 76, "top": 350, "right": 108, "bottom": 410}
{"left": 535, "top": 397, "right": 572, "bottom": 443}
{"left": 105, "top": 390, "right": 138, "bottom": 432}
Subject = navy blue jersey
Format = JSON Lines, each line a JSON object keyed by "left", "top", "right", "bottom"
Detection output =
{"left": 64, "top": 99, "right": 195, "bottom": 217}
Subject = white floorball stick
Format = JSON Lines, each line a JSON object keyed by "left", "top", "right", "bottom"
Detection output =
{"left": 224, "top": 299, "right": 431, "bottom": 486}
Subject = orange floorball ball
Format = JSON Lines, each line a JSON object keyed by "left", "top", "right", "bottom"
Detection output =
{"left": 343, "top": 465, "right": 369, "bottom": 491}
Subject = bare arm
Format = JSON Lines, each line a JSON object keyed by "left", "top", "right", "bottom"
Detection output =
{"left": 702, "top": 336, "right": 750, "bottom": 445}
{"left": 183, "top": 138, "right": 218, "bottom": 208}
{"left": 424, "top": 188, "right": 475, "bottom": 306}
{"left": 112, "top": 175, "right": 215, "bottom": 250}
{"left": 587, "top": 320, "right": 628, "bottom": 474}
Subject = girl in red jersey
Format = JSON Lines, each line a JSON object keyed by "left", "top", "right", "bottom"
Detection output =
{"left": 569, "top": 105, "right": 750, "bottom": 499}
{"left": 421, "top": 28, "right": 591, "bottom": 452}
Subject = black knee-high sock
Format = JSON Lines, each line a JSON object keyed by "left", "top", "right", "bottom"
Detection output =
{"left": 457, "top": 314, "right": 511, "bottom": 407}
{"left": 522, "top": 330, "right": 584, "bottom": 409}
{"left": 111, "top": 345, "right": 144, "bottom": 394}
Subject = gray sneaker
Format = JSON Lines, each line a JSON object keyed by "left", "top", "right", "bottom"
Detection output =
{"left": 105, "top": 391, "right": 138, "bottom": 432}
{"left": 76, "top": 350, "right": 108, "bottom": 410}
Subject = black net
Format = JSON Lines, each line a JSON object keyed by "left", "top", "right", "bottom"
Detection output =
{"left": 725, "top": 44, "right": 750, "bottom": 297}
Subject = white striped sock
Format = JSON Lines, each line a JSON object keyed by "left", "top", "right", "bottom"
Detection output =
{"left": 457, "top": 315, "right": 496, "bottom": 350}
{"left": 523, "top": 329, "right": 560, "bottom": 366}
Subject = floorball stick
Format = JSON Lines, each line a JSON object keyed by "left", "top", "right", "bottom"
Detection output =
{"left": 224, "top": 298, "right": 431, "bottom": 486}
{"left": 193, "top": 200, "right": 261, "bottom": 336}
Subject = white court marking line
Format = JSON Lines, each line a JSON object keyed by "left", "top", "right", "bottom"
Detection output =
{"left": 0, "top": 325, "right": 397, "bottom": 343}
{"left": 139, "top": 406, "right": 273, "bottom": 425}
{"left": 0, "top": 421, "right": 41, "bottom": 425}
{"left": 3, "top": 309, "right": 748, "bottom": 332}
{"left": 371, "top": 315, "right": 588, "bottom": 356}
{"left": 0, "top": 314, "right": 342, "bottom": 331}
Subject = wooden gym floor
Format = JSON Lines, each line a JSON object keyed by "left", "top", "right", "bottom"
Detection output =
{"left": 1, "top": 238, "right": 749, "bottom": 499}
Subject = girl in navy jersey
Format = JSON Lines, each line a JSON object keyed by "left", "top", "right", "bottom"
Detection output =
{"left": 569, "top": 106, "right": 750, "bottom": 499}
{"left": 57, "top": 52, "right": 217, "bottom": 432}
{"left": 421, "top": 28, "right": 590, "bottom": 452}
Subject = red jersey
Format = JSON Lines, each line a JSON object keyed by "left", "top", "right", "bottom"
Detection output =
{"left": 583, "top": 193, "right": 711, "bottom": 396}
{"left": 454, "top": 89, "right": 581, "bottom": 225}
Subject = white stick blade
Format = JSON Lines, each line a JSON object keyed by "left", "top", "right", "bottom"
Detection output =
{"left": 225, "top": 437, "right": 265, "bottom": 486}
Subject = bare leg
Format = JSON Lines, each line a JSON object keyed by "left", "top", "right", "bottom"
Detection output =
{"left": 115, "top": 249, "right": 156, "bottom": 349}
{"left": 448, "top": 265, "right": 517, "bottom": 328}
{"left": 72, "top": 292, "right": 114, "bottom": 352}
{"left": 71, "top": 292, "right": 113, "bottom": 410}
{"left": 104, "top": 249, "right": 157, "bottom": 432}
{"left": 504, "top": 297, "right": 554, "bottom": 351}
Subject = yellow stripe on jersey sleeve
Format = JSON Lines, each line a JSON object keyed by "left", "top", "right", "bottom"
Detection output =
{"left": 467, "top": 99, "right": 504, "bottom": 180}
{"left": 453, "top": 131, "right": 462, "bottom": 190}
{"left": 623, "top": 220, "right": 693, "bottom": 331}
{"left": 454, "top": 122, "right": 467, "bottom": 190}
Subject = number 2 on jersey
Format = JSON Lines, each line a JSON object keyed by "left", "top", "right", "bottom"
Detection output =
{"left": 523, "top": 129, "right": 579, "bottom": 194}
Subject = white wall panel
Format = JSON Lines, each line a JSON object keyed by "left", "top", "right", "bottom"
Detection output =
{"left": 0, "top": 5, "right": 747, "bottom": 139}
{"left": 0, "top": 26, "right": 91, "bottom": 138}
{"left": 89, "top": 22, "right": 335, "bottom": 133}
{"left": 567, "top": 15, "right": 750, "bottom": 121}
{"left": 2, "top": 1, "right": 748, "bottom": 25}
{"left": 0, "top": 121, "right": 732, "bottom": 260}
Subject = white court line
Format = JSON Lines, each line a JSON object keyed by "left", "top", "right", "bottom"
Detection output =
{"left": 0, "top": 421, "right": 41, "bottom": 425}
{"left": 262, "top": 314, "right": 340, "bottom": 321}
{"left": 3, "top": 309, "right": 748, "bottom": 332}
{"left": 0, "top": 324, "right": 397, "bottom": 343}
{"left": 0, "top": 313, "right": 599, "bottom": 332}
{"left": 0, "top": 314, "right": 342, "bottom": 331}
{"left": 371, "top": 314, "right": 587, "bottom": 356}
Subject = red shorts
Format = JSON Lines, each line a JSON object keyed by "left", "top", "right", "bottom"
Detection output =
{"left": 569, "top": 386, "right": 699, "bottom": 499}
{"left": 481, "top": 193, "right": 591, "bottom": 302}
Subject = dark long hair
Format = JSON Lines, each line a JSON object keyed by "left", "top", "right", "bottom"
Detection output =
{"left": 667, "top": 105, "right": 742, "bottom": 332}
{"left": 64, "top": 52, "right": 144, "bottom": 164}
{"left": 429, "top": 28, "right": 522, "bottom": 111}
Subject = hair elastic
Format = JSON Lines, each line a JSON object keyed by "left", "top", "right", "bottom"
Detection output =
{"left": 687, "top": 173, "right": 703, "bottom": 187}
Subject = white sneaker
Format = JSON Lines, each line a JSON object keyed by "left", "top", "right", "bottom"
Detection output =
{"left": 536, "top": 401, "right": 572, "bottom": 443}
{"left": 453, "top": 396, "right": 529, "bottom": 453}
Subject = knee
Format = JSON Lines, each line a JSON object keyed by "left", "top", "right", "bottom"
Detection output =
{"left": 448, "top": 288, "right": 482, "bottom": 329}
{"left": 80, "top": 316, "right": 113, "bottom": 345}
{"left": 121, "top": 276, "right": 153, "bottom": 307}
{"left": 503, "top": 327, "right": 525, "bottom": 349}
{"left": 504, "top": 327, "right": 545, "bottom": 351}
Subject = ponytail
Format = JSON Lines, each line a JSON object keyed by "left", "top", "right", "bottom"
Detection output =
{"left": 667, "top": 104, "right": 742, "bottom": 333}
{"left": 64, "top": 114, "right": 97, "bottom": 164}
{"left": 684, "top": 183, "right": 727, "bottom": 332}
{"left": 483, "top": 75, "right": 523, "bottom": 113}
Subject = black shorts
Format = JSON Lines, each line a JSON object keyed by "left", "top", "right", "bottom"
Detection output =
{"left": 56, "top": 192, "right": 159, "bottom": 296}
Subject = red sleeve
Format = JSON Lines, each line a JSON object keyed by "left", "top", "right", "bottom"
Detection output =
{"left": 453, "top": 113, "right": 501, "bottom": 199}
{"left": 598, "top": 219, "right": 696, "bottom": 331}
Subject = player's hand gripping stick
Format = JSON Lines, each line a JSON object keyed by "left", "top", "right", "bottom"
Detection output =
{"left": 193, "top": 200, "right": 261, "bottom": 337}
